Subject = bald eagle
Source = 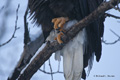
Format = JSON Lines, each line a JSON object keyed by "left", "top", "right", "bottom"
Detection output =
{"left": 28, "top": 0, "right": 104, "bottom": 80}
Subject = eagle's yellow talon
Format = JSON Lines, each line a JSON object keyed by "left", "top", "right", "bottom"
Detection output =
{"left": 52, "top": 17, "right": 69, "bottom": 30}
{"left": 57, "top": 32, "right": 64, "bottom": 44}
{"left": 54, "top": 37, "right": 57, "bottom": 40}
{"left": 52, "top": 18, "right": 57, "bottom": 23}
{"left": 52, "top": 17, "right": 68, "bottom": 44}
{"left": 54, "top": 32, "right": 64, "bottom": 44}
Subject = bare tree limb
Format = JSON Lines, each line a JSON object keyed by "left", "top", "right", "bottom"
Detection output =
{"left": 17, "top": 0, "right": 120, "bottom": 80}
{"left": 0, "top": 4, "right": 20, "bottom": 47}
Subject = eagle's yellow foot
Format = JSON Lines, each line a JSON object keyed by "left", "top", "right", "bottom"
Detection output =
{"left": 54, "top": 32, "right": 64, "bottom": 44}
{"left": 52, "top": 17, "right": 69, "bottom": 31}
{"left": 52, "top": 17, "right": 68, "bottom": 44}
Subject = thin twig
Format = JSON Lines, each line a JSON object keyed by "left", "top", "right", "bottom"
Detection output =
{"left": 0, "top": 4, "right": 20, "bottom": 47}
{"left": 39, "top": 61, "right": 62, "bottom": 77}
{"left": 110, "top": 29, "right": 120, "bottom": 37}
{"left": 102, "top": 29, "right": 120, "bottom": 45}
{"left": 49, "top": 59, "right": 53, "bottom": 80}
{"left": 105, "top": 13, "right": 120, "bottom": 19}
{"left": 39, "top": 69, "right": 63, "bottom": 74}
{"left": 102, "top": 38, "right": 120, "bottom": 44}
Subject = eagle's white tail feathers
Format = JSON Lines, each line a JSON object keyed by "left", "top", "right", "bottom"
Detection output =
{"left": 72, "top": 44, "right": 83, "bottom": 80}
{"left": 53, "top": 20, "right": 85, "bottom": 80}
{"left": 63, "top": 30, "right": 84, "bottom": 80}
{"left": 63, "top": 47, "right": 74, "bottom": 80}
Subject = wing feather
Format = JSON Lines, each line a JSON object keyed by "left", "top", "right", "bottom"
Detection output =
{"left": 77, "top": 0, "right": 105, "bottom": 79}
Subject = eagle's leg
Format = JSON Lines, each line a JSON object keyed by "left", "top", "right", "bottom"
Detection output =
{"left": 52, "top": 17, "right": 69, "bottom": 44}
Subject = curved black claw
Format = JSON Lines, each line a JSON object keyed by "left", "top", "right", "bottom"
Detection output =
{"left": 56, "top": 30, "right": 60, "bottom": 33}
{"left": 60, "top": 43, "right": 64, "bottom": 46}
{"left": 56, "top": 27, "right": 61, "bottom": 33}
{"left": 61, "top": 30, "right": 65, "bottom": 34}
{"left": 56, "top": 27, "right": 61, "bottom": 30}
{"left": 60, "top": 37, "right": 64, "bottom": 46}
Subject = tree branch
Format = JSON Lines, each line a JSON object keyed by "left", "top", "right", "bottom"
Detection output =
{"left": 105, "top": 13, "right": 120, "bottom": 19}
{"left": 0, "top": 4, "right": 20, "bottom": 47}
{"left": 38, "top": 60, "right": 63, "bottom": 76}
{"left": 8, "top": 5, "right": 44, "bottom": 80}
{"left": 39, "top": 69, "right": 63, "bottom": 74}
{"left": 49, "top": 59, "right": 53, "bottom": 80}
{"left": 110, "top": 0, "right": 120, "bottom": 11}
{"left": 102, "top": 29, "right": 120, "bottom": 45}
{"left": 17, "top": 0, "right": 120, "bottom": 79}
